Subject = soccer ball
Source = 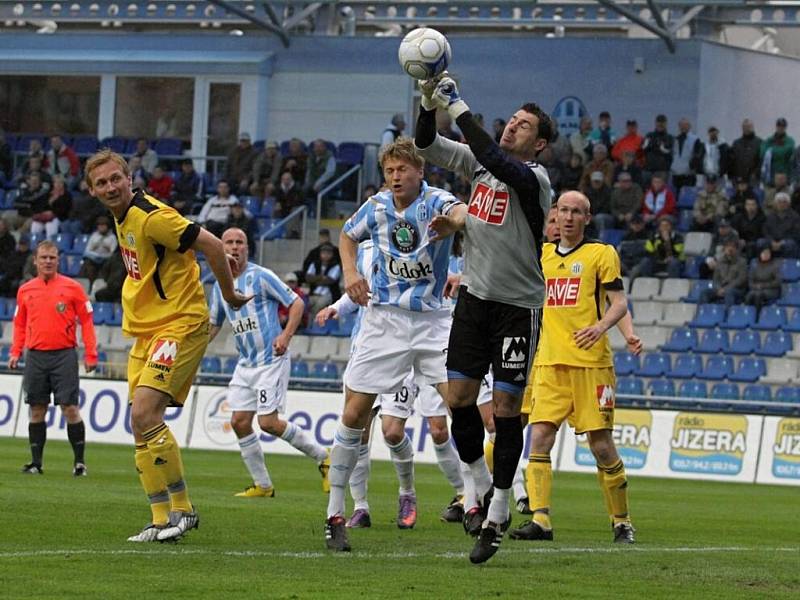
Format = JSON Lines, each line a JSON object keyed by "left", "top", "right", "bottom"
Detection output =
{"left": 398, "top": 27, "right": 451, "bottom": 80}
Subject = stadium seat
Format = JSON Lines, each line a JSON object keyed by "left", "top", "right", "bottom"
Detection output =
{"left": 629, "top": 277, "right": 660, "bottom": 301}
{"left": 775, "top": 386, "right": 800, "bottom": 403}
{"left": 92, "top": 302, "right": 114, "bottom": 325}
{"left": 689, "top": 303, "right": 726, "bottom": 328}
{"left": 29, "top": 232, "right": 45, "bottom": 248}
{"left": 99, "top": 136, "right": 129, "bottom": 154}
{"left": 289, "top": 335, "right": 310, "bottom": 356}
{"left": 780, "top": 258, "right": 800, "bottom": 283}
{"left": 599, "top": 228, "right": 624, "bottom": 247}
{"left": 786, "top": 309, "right": 800, "bottom": 333}
{"left": 68, "top": 233, "right": 91, "bottom": 255}
{"left": 107, "top": 304, "right": 123, "bottom": 326}
{"left": 682, "top": 256, "right": 705, "bottom": 279}
{"left": 743, "top": 384, "right": 772, "bottom": 402}
{"left": 662, "top": 327, "right": 698, "bottom": 352}
{"left": 648, "top": 379, "right": 675, "bottom": 397}
{"left": 636, "top": 352, "right": 672, "bottom": 377}
{"left": 201, "top": 356, "right": 222, "bottom": 374}
{"left": 677, "top": 209, "right": 693, "bottom": 233}
{"left": 313, "top": 361, "right": 339, "bottom": 380}
{"left": 721, "top": 304, "right": 756, "bottom": 330}
{"left": 16, "top": 133, "right": 45, "bottom": 152}
{"left": 683, "top": 232, "right": 713, "bottom": 257}
{"left": 154, "top": 138, "right": 183, "bottom": 156}
{"left": 697, "top": 355, "right": 734, "bottom": 380}
{"left": 638, "top": 325, "right": 669, "bottom": 349}
{"left": 710, "top": 382, "right": 740, "bottom": 400}
{"left": 683, "top": 279, "right": 713, "bottom": 302}
{"left": 631, "top": 301, "right": 662, "bottom": 326}
{"left": 658, "top": 278, "right": 691, "bottom": 302}
{"left": 753, "top": 305, "right": 787, "bottom": 330}
{"left": 54, "top": 232, "right": 74, "bottom": 253}
{"left": 333, "top": 312, "right": 357, "bottom": 338}
{"left": 695, "top": 329, "right": 730, "bottom": 353}
{"left": 261, "top": 197, "right": 275, "bottom": 218}
{"left": 729, "top": 330, "right": 761, "bottom": 355}
{"left": 291, "top": 360, "right": 310, "bottom": 378}
{"left": 61, "top": 255, "right": 82, "bottom": 277}
{"left": 778, "top": 282, "right": 800, "bottom": 307}
{"left": 662, "top": 303, "right": 696, "bottom": 327}
{"left": 667, "top": 353, "right": 703, "bottom": 378}
{"left": 241, "top": 196, "right": 261, "bottom": 215}
{"left": 762, "top": 358, "right": 799, "bottom": 384}
{"left": 756, "top": 331, "right": 792, "bottom": 357}
{"left": 0, "top": 299, "right": 16, "bottom": 321}
{"left": 677, "top": 186, "right": 698, "bottom": 210}
{"left": 729, "top": 357, "right": 766, "bottom": 383}
{"left": 613, "top": 352, "right": 640, "bottom": 376}
{"left": 617, "top": 377, "right": 644, "bottom": 397}
{"left": 678, "top": 380, "right": 708, "bottom": 399}
{"left": 305, "top": 336, "right": 340, "bottom": 361}
{"left": 305, "top": 318, "right": 335, "bottom": 336}
{"left": 72, "top": 135, "right": 99, "bottom": 154}
{"left": 336, "top": 142, "right": 365, "bottom": 166}
{"left": 223, "top": 357, "right": 238, "bottom": 374}
{"left": 0, "top": 345, "right": 9, "bottom": 363}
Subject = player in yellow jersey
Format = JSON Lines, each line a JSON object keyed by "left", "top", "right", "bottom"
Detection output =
{"left": 510, "top": 191, "right": 640, "bottom": 544}
{"left": 85, "top": 150, "right": 250, "bottom": 543}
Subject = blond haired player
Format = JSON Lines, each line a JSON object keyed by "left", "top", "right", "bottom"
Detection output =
{"left": 511, "top": 191, "right": 640, "bottom": 544}
{"left": 85, "top": 150, "right": 250, "bottom": 542}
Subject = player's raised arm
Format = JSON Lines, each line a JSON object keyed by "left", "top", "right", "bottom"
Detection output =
{"left": 193, "top": 228, "right": 251, "bottom": 309}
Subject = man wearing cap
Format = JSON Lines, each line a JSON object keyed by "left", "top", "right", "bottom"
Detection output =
{"left": 611, "top": 171, "right": 644, "bottom": 227}
{"left": 381, "top": 113, "right": 406, "bottom": 148}
{"left": 761, "top": 118, "right": 795, "bottom": 186}
{"left": 612, "top": 120, "right": 644, "bottom": 165}
{"left": 730, "top": 119, "right": 762, "bottom": 185}
{"left": 642, "top": 115, "right": 674, "bottom": 183}
{"left": 761, "top": 192, "right": 800, "bottom": 258}
{"left": 699, "top": 238, "right": 748, "bottom": 307}
{"left": 225, "top": 132, "right": 258, "bottom": 195}
{"left": 692, "top": 175, "right": 729, "bottom": 232}
{"left": 250, "top": 141, "right": 282, "bottom": 196}
{"left": 278, "top": 271, "right": 309, "bottom": 328}
{"left": 703, "top": 126, "right": 729, "bottom": 181}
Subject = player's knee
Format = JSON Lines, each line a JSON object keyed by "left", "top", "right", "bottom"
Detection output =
{"left": 427, "top": 418, "right": 449, "bottom": 444}
{"left": 230, "top": 413, "right": 254, "bottom": 436}
{"left": 530, "top": 423, "right": 557, "bottom": 454}
{"left": 130, "top": 404, "right": 160, "bottom": 435}
{"left": 30, "top": 404, "right": 48, "bottom": 422}
{"left": 382, "top": 421, "right": 405, "bottom": 445}
{"left": 588, "top": 434, "right": 618, "bottom": 465}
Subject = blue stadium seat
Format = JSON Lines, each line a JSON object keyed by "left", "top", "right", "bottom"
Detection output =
{"left": 305, "top": 318, "right": 335, "bottom": 336}
{"left": 223, "top": 357, "right": 238, "bottom": 374}
{"left": 696, "top": 329, "right": 730, "bottom": 353}
{"left": 54, "top": 232, "right": 74, "bottom": 253}
{"left": 201, "top": 356, "right": 222, "bottom": 374}
{"left": 743, "top": 384, "right": 772, "bottom": 402}
{"left": 261, "top": 198, "right": 274, "bottom": 218}
{"left": 107, "top": 303, "right": 123, "bottom": 326}
{"left": 291, "top": 360, "right": 309, "bottom": 378}
{"left": 0, "top": 298, "right": 16, "bottom": 321}
{"left": 0, "top": 189, "right": 5, "bottom": 208}
{"left": 729, "top": 357, "right": 766, "bottom": 383}
{"left": 786, "top": 309, "right": 800, "bottom": 332}
{"left": 61, "top": 255, "right": 82, "bottom": 277}
{"left": 677, "top": 186, "right": 698, "bottom": 210}
{"left": 753, "top": 305, "right": 787, "bottom": 330}
{"left": 636, "top": 352, "right": 672, "bottom": 377}
{"left": 613, "top": 352, "right": 640, "bottom": 376}
{"left": 711, "top": 382, "right": 740, "bottom": 400}
{"left": 99, "top": 136, "right": 129, "bottom": 154}
{"left": 755, "top": 330, "right": 792, "bottom": 356}
{"left": 697, "top": 355, "right": 734, "bottom": 380}
{"left": 16, "top": 133, "right": 45, "bottom": 152}
{"left": 689, "top": 304, "right": 726, "bottom": 328}
{"left": 29, "top": 232, "right": 45, "bottom": 247}
{"left": 667, "top": 354, "right": 703, "bottom": 378}
{"left": 0, "top": 345, "right": 9, "bottom": 363}
{"left": 69, "top": 233, "right": 91, "bottom": 256}
{"left": 154, "top": 138, "right": 183, "bottom": 156}
{"left": 681, "top": 255, "right": 704, "bottom": 279}
{"left": 721, "top": 304, "right": 756, "bottom": 330}
{"left": 662, "top": 327, "right": 698, "bottom": 352}
{"left": 336, "top": 142, "right": 365, "bottom": 166}
{"left": 683, "top": 279, "right": 713, "bottom": 302}
{"left": 241, "top": 196, "right": 262, "bottom": 215}
{"left": 775, "top": 386, "right": 800, "bottom": 403}
{"left": 92, "top": 302, "right": 114, "bottom": 325}
{"left": 778, "top": 282, "right": 800, "bottom": 307}
{"left": 780, "top": 258, "right": 800, "bottom": 283}
{"left": 617, "top": 377, "right": 644, "bottom": 397}
{"left": 678, "top": 380, "right": 708, "bottom": 399}
{"left": 729, "top": 330, "right": 761, "bottom": 355}
{"left": 599, "top": 228, "right": 624, "bottom": 247}
{"left": 72, "top": 135, "right": 99, "bottom": 155}
{"left": 313, "top": 361, "right": 339, "bottom": 380}
{"left": 648, "top": 379, "right": 675, "bottom": 397}
{"left": 677, "top": 209, "right": 693, "bottom": 233}
{"left": 332, "top": 312, "right": 357, "bottom": 338}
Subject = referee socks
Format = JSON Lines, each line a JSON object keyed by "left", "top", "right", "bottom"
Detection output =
{"left": 28, "top": 422, "right": 47, "bottom": 467}
{"left": 67, "top": 421, "right": 86, "bottom": 465}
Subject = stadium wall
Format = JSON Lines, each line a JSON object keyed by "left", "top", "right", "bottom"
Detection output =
{"left": 0, "top": 374, "right": 797, "bottom": 486}
{"left": 3, "top": 33, "right": 800, "bottom": 146}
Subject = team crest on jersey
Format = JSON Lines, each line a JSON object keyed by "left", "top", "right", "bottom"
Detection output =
{"left": 571, "top": 262, "right": 583, "bottom": 275}
{"left": 55, "top": 302, "right": 66, "bottom": 313}
{"left": 126, "top": 232, "right": 136, "bottom": 248}
{"left": 146, "top": 339, "right": 179, "bottom": 372}
{"left": 416, "top": 202, "right": 429, "bottom": 223}
{"left": 391, "top": 220, "right": 418, "bottom": 253}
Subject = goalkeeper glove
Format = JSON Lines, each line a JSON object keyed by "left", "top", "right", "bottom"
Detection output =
{"left": 432, "top": 77, "right": 470, "bottom": 120}
{"left": 419, "top": 77, "right": 439, "bottom": 112}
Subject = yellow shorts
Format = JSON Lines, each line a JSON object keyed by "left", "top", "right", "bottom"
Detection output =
{"left": 529, "top": 364, "right": 616, "bottom": 434}
{"left": 128, "top": 321, "right": 210, "bottom": 407}
{"left": 521, "top": 383, "right": 535, "bottom": 415}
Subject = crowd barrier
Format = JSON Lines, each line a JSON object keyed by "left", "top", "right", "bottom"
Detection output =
{"left": 0, "top": 374, "right": 797, "bottom": 486}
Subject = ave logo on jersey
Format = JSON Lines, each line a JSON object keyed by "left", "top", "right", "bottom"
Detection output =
{"left": 501, "top": 337, "right": 527, "bottom": 369}
{"left": 121, "top": 246, "right": 142, "bottom": 280}
{"left": 468, "top": 183, "right": 508, "bottom": 225}
{"left": 546, "top": 277, "right": 581, "bottom": 306}
{"left": 147, "top": 339, "right": 179, "bottom": 372}
{"left": 391, "top": 220, "right": 419, "bottom": 253}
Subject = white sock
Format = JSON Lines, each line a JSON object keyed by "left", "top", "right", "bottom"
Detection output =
{"left": 434, "top": 439, "right": 465, "bottom": 495}
{"left": 468, "top": 456, "right": 493, "bottom": 501}
{"left": 487, "top": 487, "right": 511, "bottom": 525}
{"left": 388, "top": 435, "right": 415, "bottom": 495}
{"left": 281, "top": 421, "right": 328, "bottom": 462}
{"left": 326, "top": 422, "right": 362, "bottom": 518}
{"left": 512, "top": 455, "right": 527, "bottom": 502}
{"left": 237, "top": 432, "right": 271, "bottom": 489}
{"left": 461, "top": 462, "right": 478, "bottom": 511}
{"left": 349, "top": 443, "right": 371, "bottom": 511}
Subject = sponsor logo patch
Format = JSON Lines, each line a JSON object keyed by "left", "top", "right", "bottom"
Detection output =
{"left": 387, "top": 256, "right": 433, "bottom": 280}
{"left": 146, "top": 339, "right": 178, "bottom": 373}
{"left": 55, "top": 302, "right": 66, "bottom": 313}
{"left": 546, "top": 277, "right": 581, "bottom": 306}
{"left": 596, "top": 384, "right": 615, "bottom": 410}
{"left": 121, "top": 247, "right": 142, "bottom": 280}
{"left": 467, "top": 182, "right": 508, "bottom": 225}
{"left": 501, "top": 336, "right": 527, "bottom": 370}
{"left": 391, "top": 220, "right": 418, "bottom": 253}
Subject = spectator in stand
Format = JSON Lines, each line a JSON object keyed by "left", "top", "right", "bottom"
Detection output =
{"left": 611, "top": 171, "right": 644, "bottom": 227}
{"left": 0, "top": 235, "right": 32, "bottom": 297}
{"left": 692, "top": 175, "right": 729, "bottom": 232}
{"left": 613, "top": 150, "right": 644, "bottom": 187}
{"left": 585, "top": 171, "right": 614, "bottom": 233}
{"left": 671, "top": 118, "right": 704, "bottom": 193}
{"left": 0, "top": 218, "right": 14, "bottom": 256}
{"left": 302, "top": 228, "right": 341, "bottom": 276}
{"left": 612, "top": 119, "right": 644, "bottom": 165}
{"left": 172, "top": 159, "right": 202, "bottom": 215}
{"left": 27, "top": 139, "right": 45, "bottom": 164}
{"left": 305, "top": 242, "right": 341, "bottom": 316}
{"left": 730, "top": 119, "right": 762, "bottom": 186}
{"left": 707, "top": 219, "right": 740, "bottom": 265}
{"left": 275, "top": 170, "right": 304, "bottom": 219}
{"left": 279, "top": 272, "right": 309, "bottom": 329}
{"left": 280, "top": 138, "right": 308, "bottom": 183}
{"left": 547, "top": 119, "right": 572, "bottom": 170}
{"left": 702, "top": 126, "right": 729, "bottom": 182}
{"left": 128, "top": 155, "right": 149, "bottom": 183}
{"left": 729, "top": 177, "right": 756, "bottom": 215}
{"left": 0, "top": 130, "right": 12, "bottom": 181}
{"left": 492, "top": 118, "right": 506, "bottom": 144}
{"left": 249, "top": 141, "right": 282, "bottom": 196}
{"left": 380, "top": 113, "right": 406, "bottom": 148}
{"left": 588, "top": 111, "right": 617, "bottom": 154}
{"left": 16, "top": 171, "right": 50, "bottom": 223}
{"left": 225, "top": 132, "right": 258, "bottom": 195}
{"left": 634, "top": 216, "right": 684, "bottom": 279}
{"left": 132, "top": 137, "right": 158, "bottom": 174}
{"left": 642, "top": 114, "right": 674, "bottom": 183}
{"left": 618, "top": 215, "right": 650, "bottom": 276}
{"left": 761, "top": 192, "right": 800, "bottom": 257}
{"left": 731, "top": 196, "right": 765, "bottom": 259}
{"left": 699, "top": 239, "right": 748, "bottom": 307}
{"left": 569, "top": 116, "right": 593, "bottom": 165}
{"left": 196, "top": 180, "right": 239, "bottom": 237}
{"left": 763, "top": 171, "right": 792, "bottom": 214}
{"left": 761, "top": 118, "right": 795, "bottom": 186}
{"left": 560, "top": 153, "right": 583, "bottom": 192}
{"left": 304, "top": 139, "right": 337, "bottom": 201}
{"left": 261, "top": 181, "right": 277, "bottom": 215}
{"left": 436, "top": 112, "right": 461, "bottom": 143}
{"left": 146, "top": 165, "right": 174, "bottom": 202}
{"left": 69, "top": 180, "right": 110, "bottom": 234}
{"left": 44, "top": 174, "right": 73, "bottom": 229}
{"left": 18, "top": 155, "right": 52, "bottom": 189}
{"left": 46, "top": 135, "right": 81, "bottom": 189}
{"left": 360, "top": 184, "right": 378, "bottom": 206}
{"left": 80, "top": 215, "right": 117, "bottom": 281}
{"left": 745, "top": 243, "right": 782, "bottom": 315}
{"left": 225, "top": 199, "right": 257, "bottom": 257}
{"left": 641, "top": 173, "right": 677, "bottom": 225}
{"left": 580, "top": 143, "right": 614, "bottom": 190}
{"left": 91, "top": 247, "right": 125, "bottom": 303}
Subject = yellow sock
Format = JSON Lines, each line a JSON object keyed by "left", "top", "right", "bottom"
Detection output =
{"left": 143, "top": 423, "right": 192, "bottom": 513}
{"left": 134, "top": 443, "right": 170, "bottom": 526}
{"left": 599, "top": 459, "right": 630, "bottom": 525}
{"left": 484, "top": 438, "right": 495, "bottom": 473}
{"left": 596, "top": 467, "right": 614, "bottom": 522}
{"left": 527, "top": 452, "right": 552, "bottom": 529}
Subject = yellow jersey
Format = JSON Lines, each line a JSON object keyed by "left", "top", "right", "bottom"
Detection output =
{"left": 115, "top": 191, "right": 208, "bottom": 337}
{"left": 534, "top": 239, "right": 622, "bottom": 368}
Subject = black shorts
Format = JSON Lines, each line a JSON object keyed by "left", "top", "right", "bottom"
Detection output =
{"left": 23, "top": 348, "right": 80, "bottom": 406}
{"left": 447, "top": 287, "right": 541, "bottom": 392}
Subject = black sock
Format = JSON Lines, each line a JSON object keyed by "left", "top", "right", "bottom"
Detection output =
{"left": 492, "top": 415, "right": 523, "bottom": 489}
{"left": 450, "top": 404, "right": 485, "bottom": 464}
{"left": 29, "top": 421, "right": 47, "bottom": 466}
{"left": 67, "top": 421, "right": 86, "bottom": 464}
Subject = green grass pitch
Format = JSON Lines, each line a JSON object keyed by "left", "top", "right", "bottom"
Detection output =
{"left": 1, "top": 437, "right": 797, "bottom": 599}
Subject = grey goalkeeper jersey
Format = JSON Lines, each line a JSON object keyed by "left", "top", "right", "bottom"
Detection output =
{"left": 418, "top": 135, "right": 552, "bottom": 309}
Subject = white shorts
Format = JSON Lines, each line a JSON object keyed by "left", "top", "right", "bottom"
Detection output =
{"left": 227, "top": 357, "right": 291, "bottom": 415}
{"left": 477, "top": 368, "right": 494, "bottom": 406}
{"left": 344, "top": 304, "right": 449, "bottom": 394}
{"left": 378, "top": 372, "right": 448, "bottom": 420}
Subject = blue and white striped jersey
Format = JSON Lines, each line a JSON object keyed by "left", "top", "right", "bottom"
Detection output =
{"left": 209, "top": 262, "right": 298, "bottom": 367}
{"left": 342, "top": 181, "right": 461, "bottom": 312}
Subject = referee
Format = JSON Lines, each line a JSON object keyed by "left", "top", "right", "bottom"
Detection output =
{"left": 9, "top": 240, "right": 98, "bottom": 476}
